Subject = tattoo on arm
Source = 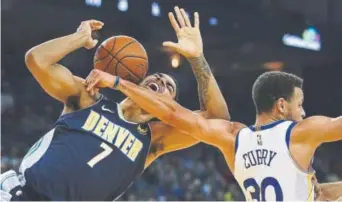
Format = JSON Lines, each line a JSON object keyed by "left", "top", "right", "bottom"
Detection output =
{"left": 188, "top": 54, "right": 211, "bottom": 111}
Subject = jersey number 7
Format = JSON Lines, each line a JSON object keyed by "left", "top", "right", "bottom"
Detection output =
{"left": 87, "top": 143, "right": 113, "bottom": 168}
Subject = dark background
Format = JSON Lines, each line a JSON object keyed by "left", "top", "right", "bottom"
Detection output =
{"left": 1, "top": 0, "right": 342, "bottom": 200}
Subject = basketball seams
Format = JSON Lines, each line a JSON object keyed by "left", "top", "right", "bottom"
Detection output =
{"left": 102, "top": 41, "right": 146, "bottom": 81}
{"left": 103, "top": 56, "right": 116, "bottom": 73}
{"left": 93, "top": 46, "right": 107, "bottom": 63}
{"left": 117, "top": 61, "right": 142, "bottom": 82}
{"left": 103, "top": 40, "right": 137, "bottom": 73}
{"left": 94, "top": 37, "right": 117, "bottom": 63}
{"left": 112, "top": 40, "right": 136, "bottom": 58}
{"left": 94, "top": 36, "right": 148, "bottom": 83}
{"left": 109, "top": 55, "right": 141, "bottom": 82}
{"left": 102, "top": 40, "right": 135, "bottom": 73}
{"left": 119, "top": 55, "right": 148, "bottom": 61}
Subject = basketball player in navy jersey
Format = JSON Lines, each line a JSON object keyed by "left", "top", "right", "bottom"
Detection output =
{"left": 86, "top": 66, "right": 342, "bottom": 200}
{"left": 0, "top": 7, "right": 229, "bottom": 201}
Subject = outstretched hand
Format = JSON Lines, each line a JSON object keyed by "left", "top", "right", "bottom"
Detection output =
{"left": 76, "top": 19, "right": 104, "bottom": 49}
{"left": 163, "top": 7, "right": 203, "bottom": 58}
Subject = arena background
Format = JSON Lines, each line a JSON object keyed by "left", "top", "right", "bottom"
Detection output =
{"left": 1, "top": 0, "right": 342, "bottom": 200}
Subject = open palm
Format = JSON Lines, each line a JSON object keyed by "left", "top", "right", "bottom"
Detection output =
{"left": 163, "top": 7, "right": 203, "bottom": 58}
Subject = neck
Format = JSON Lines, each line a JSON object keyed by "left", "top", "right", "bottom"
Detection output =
{"left": 255, "top": 112, "right": 283, "bottom": 127}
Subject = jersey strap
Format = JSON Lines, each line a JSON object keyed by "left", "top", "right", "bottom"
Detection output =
{"left": 285, "top": 121, "right": 297, "bottom": 149}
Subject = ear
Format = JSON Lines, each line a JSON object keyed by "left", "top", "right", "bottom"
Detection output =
{"left": 276, "top": 98, "right": 287, "bottom": 114}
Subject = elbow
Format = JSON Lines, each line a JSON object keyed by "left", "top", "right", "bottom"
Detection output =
{"left": 25, "top": 50, "right": 38, "bottom": 70}
{"left": 25, "top": 49, "right": 45, "bottom": 71}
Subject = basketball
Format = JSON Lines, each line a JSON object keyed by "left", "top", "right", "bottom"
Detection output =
{"left": 93, "top": 35, "right": 149, "bottom": 84}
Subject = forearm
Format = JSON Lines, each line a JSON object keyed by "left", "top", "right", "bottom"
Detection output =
{"left": 117, "top": 79, "right": 197, "bottom": 134}
{"left": 318, "top": 182, "right": 342, "bottom": 201}
{"left": 188, "top": 54, "right": 230, "bottom": 120}
{"left": 26, "top": 32, "right": 87, "bottom": 68}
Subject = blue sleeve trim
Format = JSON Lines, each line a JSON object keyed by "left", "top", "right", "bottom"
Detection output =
{"left": 286, "top": 122, "right": 297, "bottom": 149}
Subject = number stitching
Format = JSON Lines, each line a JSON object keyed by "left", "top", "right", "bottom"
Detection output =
{"left": 243, "top": 177, "right": 283, "bottom": 201}
{"left": 87, "top": 142, "right": 113, "bottom": 168}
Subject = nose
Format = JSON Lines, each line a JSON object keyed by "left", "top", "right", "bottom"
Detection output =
{"left": 301, "top": 108, "right": 306, "bottom": 118}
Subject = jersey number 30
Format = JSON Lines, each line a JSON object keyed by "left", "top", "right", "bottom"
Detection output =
{"left": 243, "top": 177, "right": 283, "bottom": 201}
{"left": 87, "top": 143, "right": 113, "bottom": 168}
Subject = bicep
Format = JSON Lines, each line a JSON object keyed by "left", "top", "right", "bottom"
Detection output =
{"left": 27, "top": 63, "right": 81, "bottom": 103}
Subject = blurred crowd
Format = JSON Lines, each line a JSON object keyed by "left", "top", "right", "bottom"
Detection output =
{"left": 2, "top": 66, "right": 342, "bottom": 201}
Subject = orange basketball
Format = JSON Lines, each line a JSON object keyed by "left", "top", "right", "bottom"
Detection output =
{"left": 93, "top": 36, "right": 149, "bottom": 83}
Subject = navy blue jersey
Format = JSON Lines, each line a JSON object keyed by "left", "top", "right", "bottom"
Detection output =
{"left": 18, "top": 95, "right": 151, "bottom": 201}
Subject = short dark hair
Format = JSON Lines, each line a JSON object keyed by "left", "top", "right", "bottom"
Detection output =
{"left": 252, "top": 71, "right": 303, "bottom": 114}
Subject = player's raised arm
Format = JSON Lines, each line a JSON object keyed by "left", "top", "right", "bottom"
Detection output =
{"left": 292, "top": 115, "right": 342, "bottom": 147}
{"left": 25, "top": 20, "right": 103, "bottom": 103}
{"left": 163, "top": 7, "right": 229, "bottom": 120}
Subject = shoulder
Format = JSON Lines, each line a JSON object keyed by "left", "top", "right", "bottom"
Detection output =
{"left": 292, "top": 115, "right": 341, "bottom": 144}
{"left": 291, "top": 116, "right": 332, "bottom": 146}
{"left": 231, "top": 122, "right": 248, "bottom": 135}
{"left": 213, "top": 121, "right": 247, "bottom": 138}
{"left": 292, "top": 116, "right": 329, "bottom": 138}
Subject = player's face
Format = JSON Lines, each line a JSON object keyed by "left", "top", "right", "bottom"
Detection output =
{"left": 284, "top": 87, "right": 305, "bottom": 121}
{"left": 139, "top": 73, "right": 177, "bottom": 99}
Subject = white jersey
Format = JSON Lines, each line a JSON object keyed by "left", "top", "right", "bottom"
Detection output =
{"left": 234, "top": 120, "right": 315, "bottom": 201}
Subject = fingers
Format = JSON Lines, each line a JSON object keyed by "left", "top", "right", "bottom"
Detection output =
{"left": 168, "top": 12, "right": 180, "bottom": 33}
{"left": 87, "top": 78, "right": 99, "bottom": 92}
{"left": 180, "top": 8, "right": 191, "bottom": 27}
{"left": 194, "top": 12, "right": 200, "bottom": 29}
{"left": 162, "top": 41, "right": 180, "bottom": 51}
{"left": 174, "top": 6, "right": 185, "bottom": 28}
{"left": 89, "top": 87, "right": 99, "bottom": 96}
{"left": 85, "top": 19, "right": 104, "bottom": 30}
{"left": 86, "top": 75, "right": 99, "bottom": 91}
{"left": 169, "top": 7, "right": 199, "bottom": 29}
{"left": 85, "top": 70, "right": 98, "bottom": 91}
{"left": 91, "top": 39, "right": 99, "bottom": 48}
{"left": 88, "top": 19, "right": 104, "bottom": 26}
{"left": 84, "top": 39, "right": 99, "bottom": 50}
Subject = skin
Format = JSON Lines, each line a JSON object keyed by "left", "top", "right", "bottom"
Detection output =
{"left": 86, "top": 67, "right": 342, "bottom": 200}
{"left": 313, "top": 177, "right": 342, "bottom": 201}
{"left": 24, "top": 7, "right": 229, "bottom": 170}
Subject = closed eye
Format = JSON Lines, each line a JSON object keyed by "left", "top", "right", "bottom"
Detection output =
{"left": 167, "top": 85, "right": 174, "bottom": 93}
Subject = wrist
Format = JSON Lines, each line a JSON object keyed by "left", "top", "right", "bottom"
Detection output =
{"left": 187, "top": 53, "right": 204, "bottom": 61}
{"left": 112, "top": 76, "right": 121, "bottom": 90}
{"left": 187, "top": 54, "right": 209, "bottom": 69}
{"left": 74, "top": 31, "right": 89, "bottom": 47}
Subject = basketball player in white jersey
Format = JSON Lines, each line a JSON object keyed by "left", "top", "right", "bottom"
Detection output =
{"left": 85, "top": 69, "right": 342, "bottom": 201}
